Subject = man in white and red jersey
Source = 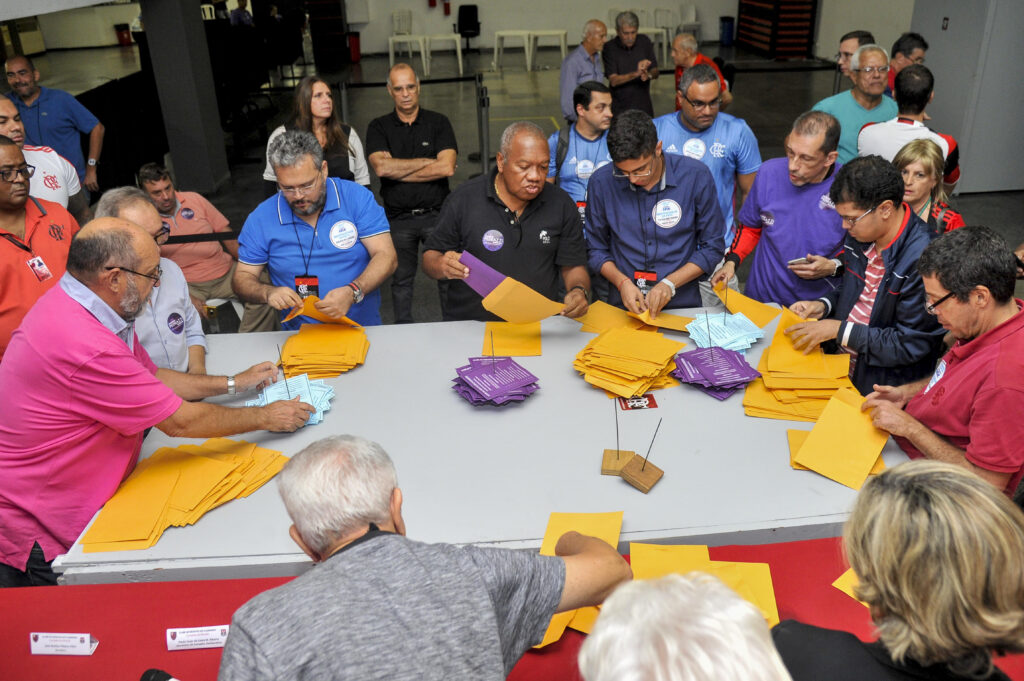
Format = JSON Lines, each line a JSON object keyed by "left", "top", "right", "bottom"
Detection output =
{"left": 0, "top": 97, "right": 90, "bottom": 224}
{"left": 858, "top": 65, "right": 959, "bottom": 193}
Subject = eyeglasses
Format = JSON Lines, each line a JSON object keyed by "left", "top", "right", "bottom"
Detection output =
{"left": 925, "top": 291, "right": 956, "bottom": 315}
{"left": 278, "top": 169, "right": 321, "bottom": 197}
{"left": 854, "top": 65, "right": 890, "bottom": 74}
{"left": 154, "top": 224, "right": 170, "bottom": 245}
{"left": 612, "top": 157, "right": 657, "bottom": 179}
{"left": 840, "top": 206, "right": 875, "bottom": 227}
{"left": 0, "top": 165, "right": 35, "bottom": 182}
{"left": 682, "top": 96, "right": 721, "bottom": 111}
{"left": 105, "top": 265, "right": 162, "bottom": 284}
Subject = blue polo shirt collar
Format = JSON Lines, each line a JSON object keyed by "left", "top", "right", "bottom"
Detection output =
{"left": 275, "top": 177, "right": 343, "bottom": 227}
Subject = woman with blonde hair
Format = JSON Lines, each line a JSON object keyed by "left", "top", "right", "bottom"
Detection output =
{"left": 892, "top": 138, "right": 964, "bottom": 235}
{"left": 263, "top": 75, "right": 369, "bottom": 192}
{"left": 773, "top": 460, "right": 1024, "bottom": 680}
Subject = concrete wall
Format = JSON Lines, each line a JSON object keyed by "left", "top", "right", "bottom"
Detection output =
{"left": 37, "top": 3, "right": 140, "bottom": 49}
{"left": 814, "top": 0, "right": 915, "bottom": 60}
{"left": 347, "top": 1, "right": 738, "bottom": 55}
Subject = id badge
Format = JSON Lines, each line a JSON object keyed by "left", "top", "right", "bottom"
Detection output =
{"left": 294, "top": 274, "right": 319, "bottom": 298}
{"left": 576, "top": 201, "right": 587, "bottom": 225}
{"left": 633, "top": 269, "right": 657, "bottom": 293}
{"left": 27, "top": 255, "right": 53, "bottom": 282}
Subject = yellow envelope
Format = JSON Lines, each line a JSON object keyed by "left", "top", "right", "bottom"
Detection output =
{"left": 535, "top": 511, "right": 624, "bottom": 648}
{"left": 832, "top": 567, "right": 869, "bottom": 608}
{"left": 482, "top": 277, "right": 564, "bottom": 324}
{"left": 714, "top": 281, "right": 782, "bottom": 328}
{"left": 283, "top": 296, "right": 361, "bottom": 326}
{"left": 82, "top": 467, "right": 180, "bottom": 545}
{"left": 577, "top": 301, "right": 645, "bottom": 333}
{"left": 704, "top": 561, "right": 781, "bottom": 627}
{"left": 627, "top": 309, "right": 695, "bottom": 333}
{"left": 765, "top": 309, "right": 827, "bottom": 375}
{"left": 793, "top": 389, "right": 890, "bottom": 489}
{"left": 567, "top": 606, "right": 600, "bottom": 634}
{"left": 482, "top": 321, "right": 542, "bottom": 356}
{"left": 629, "top": 543, "right": 712, "bottom": 580}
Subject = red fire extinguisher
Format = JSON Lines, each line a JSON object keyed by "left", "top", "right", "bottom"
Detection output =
{"left": 443, "top": 0, "right": 450, "bottom": 16}
{"left": 428, "top": 0, "right": 436, "bottom": 7}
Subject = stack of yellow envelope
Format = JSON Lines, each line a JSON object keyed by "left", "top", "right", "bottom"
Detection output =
{"left": 535, "top": 511, "right": 624, "bottom": 647}
{"left": 576, "top": 301, "right": 647, "bottom": 334}
{"left": 629, "top": 542, "right": 780, "bottom": 626}
{"left": 280, "top": 323, "right": 370, "bottom": 379}
{"left": 81, "top": 438, "right": 287, "bottom": 553}
{"left": 574, "top": 327, "right": 685, "bottom": 398}
{"left": 714, "top": 282, "right": 782, "bottom": 328}
{"left": 743, "top": 309, "right": 856, "bottom": 421}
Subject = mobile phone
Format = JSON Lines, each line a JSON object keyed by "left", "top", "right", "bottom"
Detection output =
{"left": 787, "top": 257, "right": 809, "bottom": 266}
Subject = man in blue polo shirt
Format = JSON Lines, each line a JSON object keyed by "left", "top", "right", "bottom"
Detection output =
{"left": 5, "top": 55, "right": 104, "bottom": 193}
{"left": 654, "top": 64, "right": 760, "bottom": 246}
{"left": 233, "top": 130, "right": 397, "bottom": 328}
{"left": 586, "top": 110, "right": 724, "bottom": 315}
{"left": 547, "top": 81, "right": 613, "bottom": 208}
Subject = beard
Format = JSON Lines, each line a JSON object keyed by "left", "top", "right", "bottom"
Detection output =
{"left": 119, "top": 275, "right": 150, "bottom": 322}
{"left": 289, "top": 188, "right": 327, "bottom": 217}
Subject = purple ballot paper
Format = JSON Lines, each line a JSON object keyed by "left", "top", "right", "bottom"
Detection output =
{"left": 459, "top": 251, "right": 507, "bottom": 298}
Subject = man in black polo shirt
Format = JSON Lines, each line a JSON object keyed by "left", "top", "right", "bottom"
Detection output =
{"left": 602, "top": 11, "right": 659, "bottom": 116}
{"left": 423, "top": 121, "right": 591, "bottom": 322}
{"left": 366, "top": 63, "right": 457, "bottom": 323}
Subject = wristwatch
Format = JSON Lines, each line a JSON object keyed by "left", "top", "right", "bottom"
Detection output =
{"left": 348, "top": 282, "right": 364, "bottom": 304}
{"left": 227, "top": 375, "right": 236, "bottom": 395}
{"left": 87, "top": 158, "right": 98, "bottom": 167}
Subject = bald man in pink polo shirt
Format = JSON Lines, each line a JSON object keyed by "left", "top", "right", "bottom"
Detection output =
{"left": 0, "top": 218, "right": 315, "bottom": 587}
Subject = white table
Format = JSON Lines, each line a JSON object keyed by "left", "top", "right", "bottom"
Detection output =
{"left": 528, "top": 30, "right": 568, "bottom": 69}
{"left": 638, "top": 26, "right": 670, "bottom": 67}
{"left": 426, "top": 33, "right": 465, "bottom": 76}
{"left": 55, "top": 314, "right": 905, "bottom": 583}
{"left": 492, "top": 30, "right": 534, "bottom": 71}
{"left": 388, "top": 34, "right": 429, "bottom": 76}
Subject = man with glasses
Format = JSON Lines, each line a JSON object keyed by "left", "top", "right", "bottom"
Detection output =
{"left": 0, "top": 135, "right": 78, "bottom": 360}
{"left": 423, "top": 121, "right": 591, "bottom": 321}
{"left": 96, "top": 186, "right": 207, "bottom": 373}
{"left": 139, "top": 162, "right": 276, "bottom": 332}
{"left": 813, "top": 44, "right": 898, "bottom": 164}
{"left": 862, "top": 226, "right": 1024, "bottom": 497}
{"left": 654, "top": 64, "right": 760, "bottom": 247}
{"left": 0, "top": 216, "right": 316, "bottom": 586}
{"left": 886, "top": 32, "right": 928, "bottom": 97}
{"left": 366, "top": 64, "right": 457, "bottom": 324}
{"left": 603, "top": 11, "right": 659, "bottom": 116}
{"left": 585, "top": 110, "right": 724, "bottom": 315}
{"left": 0, "top": 98, "right": 90, "bottom": 224}
{"left": 711, "top": 111, "right": 846, "bottom": 306}
{"left": 786, "top": 155, "right": 944, "bottom": 395}
{"left": 234, "top": 130, "right": 397, "bottom": 328}
{"left": 835, "top": 30, "right": 875, "bottom": 81}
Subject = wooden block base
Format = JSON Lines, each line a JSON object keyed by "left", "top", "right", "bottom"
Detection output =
{"left": 620, "top": 456, "right": 664, "bottom": 493}
{"left": 601, "top": 449, "right": 636, "bottom": 476}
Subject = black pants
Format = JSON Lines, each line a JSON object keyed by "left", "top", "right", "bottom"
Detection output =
{"left": 388, "top": 211, "right": 440, "bottom": 324}
{"left": 0, "top": 542, "right": 58, "bottom": 587}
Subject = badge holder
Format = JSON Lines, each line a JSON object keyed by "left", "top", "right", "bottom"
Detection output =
{"left": 295, "top": 274, "right": 319, "bottom": 299}
{"left": 633, "top": 270, "right": 656, "bottom": 294}
{"left": 601, "top": 400, "right": 635, "bottom": 476}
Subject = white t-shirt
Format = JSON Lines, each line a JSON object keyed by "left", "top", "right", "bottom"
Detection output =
{"left": 24, "top": 145, "right": 81, "bottom": 208}
{"left": 263, "top": 125, "right": 370, "bottom": 186}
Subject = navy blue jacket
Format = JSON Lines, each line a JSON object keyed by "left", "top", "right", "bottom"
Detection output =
{"left": 818, "top": 208, "right": 946, "bottom": 395}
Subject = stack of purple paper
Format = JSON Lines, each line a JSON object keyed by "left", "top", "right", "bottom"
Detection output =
{"left": 452, "top": 356, "right": 540, "bottom": 406}
{"left": 671, "top": 347, "right": 761, "bottom": 401}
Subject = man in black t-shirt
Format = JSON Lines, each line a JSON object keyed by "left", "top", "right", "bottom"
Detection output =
{"left": 602, "top": 11, "right": 659, "bottom": 116}
{"left": 423, "top": 121, "right": 591, "bottom": 322}
{"left": 366, "top": 64, "right": 458, "bottom": 323}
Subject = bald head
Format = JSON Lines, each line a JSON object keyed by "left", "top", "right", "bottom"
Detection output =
{"left": 5, "top": 55, "right": 40, "bottom": 102}
{"left": 671, "top": 33, "right": 698, "bottom": 67}
{"left": 386, "top": 64, "right": 420, "bottom": 117}
{"left": 582, "top": 19, "right": 608, "bottom": 54}
{"left": 68, "top": 218, "right": 156, "bottom": 284}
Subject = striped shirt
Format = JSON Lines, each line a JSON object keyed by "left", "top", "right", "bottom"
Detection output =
{"left": 842, "top": 244, "right": 885, "bottom": 366}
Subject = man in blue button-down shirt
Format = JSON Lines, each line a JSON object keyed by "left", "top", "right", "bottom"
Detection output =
{"left": 559, "top": 20, "right": 607, "bottom": 123}
{"left": 586, "top": 110, "right": 725, "bottom": 316}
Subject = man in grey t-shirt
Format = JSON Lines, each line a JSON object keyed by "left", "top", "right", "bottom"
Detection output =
{"left": 218, "top": 435, "right": 632, "bottom": 681}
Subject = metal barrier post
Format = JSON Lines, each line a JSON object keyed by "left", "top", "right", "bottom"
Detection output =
{"left": 478, "top": 85, "right": 490, "bottom": 175}
{"left": 339, "top": 82, "right": 350, "bottom": 125}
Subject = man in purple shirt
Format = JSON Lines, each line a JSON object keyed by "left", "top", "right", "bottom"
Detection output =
{"left": 711, "top": 111, "right": 846, "bottom": 306}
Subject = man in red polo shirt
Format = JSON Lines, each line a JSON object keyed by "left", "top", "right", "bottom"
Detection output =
{"left": 138, "top": 162, "right": 276, "bottom": 332}
{"left": 671, "top": 33, "right": 731, "bottom": 112}
{"left": 864, "top": 226, "right": 1024, "bottom": 497}
{"left": 0, "top": 135, "right": 78, "bottom": 359}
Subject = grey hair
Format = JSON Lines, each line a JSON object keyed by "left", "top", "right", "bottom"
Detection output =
{"left": 679, "top": 63, "right": 721, "bottom": 95}
{"left": 268, "top": 129, "right": 324, "bottom": 170}
{"left": 615, "top": 11, "right": 638, "bottom": 30}
{"left": 851, "top": 43, "right": 889, "bottom": 71}
{"left": 95, "top": 186, "right": 151, "bottom": 219}
{"left": 674, "top": 32, "right": 698, "bottom": 52}
{"left": 498, "top": 120, "right": 546, "bottom": 158}
{"left": 277, "top": 435, "right": 399, "bottom": 556}
{"left": 582, "top": 19, "right": 604, "bottom": 39}
{"left": 66, "top": 224, "right": 140, "bottom": 283}
{"left": 579, "top": 573, "right": 793, "bottom": 681}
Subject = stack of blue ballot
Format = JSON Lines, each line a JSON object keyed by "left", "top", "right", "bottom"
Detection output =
{"left": 246, "top": 373, "right": 334, "bottom": 426}
{"left": 672, "top": 347, "right": 761, "bottom": 400}
{"left": 452, "top": 356, "right": 540, "bottom": 407}
{"left": 685, "top": 312, "right": 764, "bottom": 352}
